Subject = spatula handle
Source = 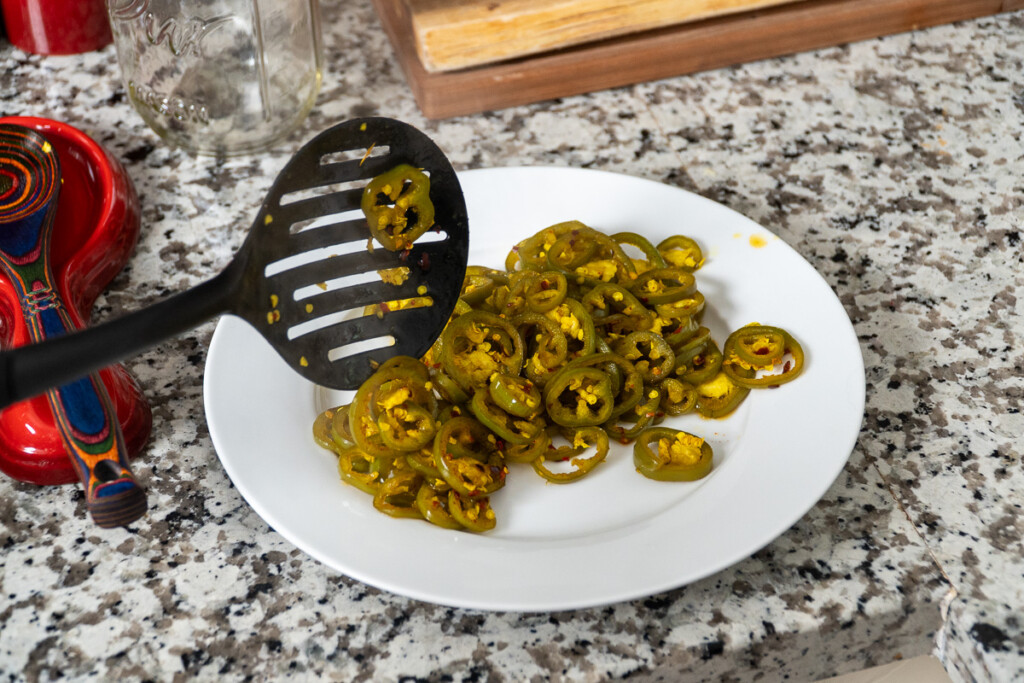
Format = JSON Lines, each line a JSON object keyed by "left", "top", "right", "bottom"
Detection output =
{"left": 0, "top": 264, "right": 239, "bottom": 408}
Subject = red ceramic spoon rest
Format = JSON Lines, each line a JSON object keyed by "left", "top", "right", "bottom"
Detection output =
{"left": 0, "top": 116, "right": 151, "bottom": 488}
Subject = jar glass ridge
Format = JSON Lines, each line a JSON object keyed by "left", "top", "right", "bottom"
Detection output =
{"left": 107, "top": 0, "right": 323, "bottom": 156}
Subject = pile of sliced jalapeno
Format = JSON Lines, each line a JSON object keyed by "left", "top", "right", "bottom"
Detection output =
{"left": 313, "top": 219, "right": 805, "bottom": 532}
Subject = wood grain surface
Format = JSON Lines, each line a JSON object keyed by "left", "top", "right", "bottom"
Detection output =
{"left": 375, "top": 0, "right": 1023, "bottom": 119}
{"left": 407, "top": 0, "right": 802, "bottom": 72}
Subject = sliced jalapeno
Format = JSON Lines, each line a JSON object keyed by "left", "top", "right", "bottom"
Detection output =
{"left": 532, "top": 426, "right": 610, "bottom": 484}
{"left": 337, "top": 445, "right": 389, "bottom": 495}
{"left": 657, "top": 235, "right": 704, "bottom": 272}
{"left": 613, "top": 330, "right": 675, "bottom": 383}
{"left": 447, "top": 491, "right": 497, "bottom": 532}
{"left": 723, "top": 325, "right": 805, "bottom": 388}
{"left": 489, "top": 373, "right": 542, "bottom": 418}
{"left": 695, "top": 371, "right": 751, "bottom": 419}
{"left": 634, "top": 427, "right": 713, "bottom": 482}
{"left": 433, "top": 417, "right": 508, "bottom": 497}
{"left": 373, "top": 464, "right": 425, "bottom": 518}
{"left": 361, "top": 164, "right": 435, "bottom": 252}
{"left": 416, "top": 482, "right": 463, "bottom": 530}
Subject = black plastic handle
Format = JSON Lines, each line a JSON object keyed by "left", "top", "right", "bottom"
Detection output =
{"left": 0, "top": 266, "right": 239, "bottom": 409}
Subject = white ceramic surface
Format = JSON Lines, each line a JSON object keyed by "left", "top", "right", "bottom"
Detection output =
{"left": 204, "top": 166, "right": 865, "bottom": 611}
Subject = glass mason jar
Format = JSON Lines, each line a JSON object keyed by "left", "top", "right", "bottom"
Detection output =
{"left": 107, "top": 0, "right": 322, "bottom": 156}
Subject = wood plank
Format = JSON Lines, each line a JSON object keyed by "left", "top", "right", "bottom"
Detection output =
{"left": 372, "top": 0, "right": 1015, "bottom": 119}
{"left": 406, "top": 0, "right": 802, "bottom": 72}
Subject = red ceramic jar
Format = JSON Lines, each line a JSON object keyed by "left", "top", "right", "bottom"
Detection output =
{"left": 1, "top": 0, "right": 112, "bottom": 55}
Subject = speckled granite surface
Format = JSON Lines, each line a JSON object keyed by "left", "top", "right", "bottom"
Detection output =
{"left": 1, "top": 2, "right": 1022, "bottom": 681}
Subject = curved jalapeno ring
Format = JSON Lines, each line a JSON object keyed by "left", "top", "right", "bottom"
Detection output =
{"left": 421, "top": 298, "right": 471, "bottom": 371}
{"left": 505, "top": 220, "right": 585, "bottom": 272}
{"left": 675, "top": 334, "right": 723, "bottom": 386}
{"left": 604, "top": 386, "right": 661, "bottom": 442}
{"left": 470, "top": 389, "right": 545, "bottom": 446}
{"left": 378, "top": 397, "right": 436, "bottom": 452}
{"left": 658, "top": 378, "right": 698, "bottom": 416}
{"left": 544, "top": 352, "right": 643, "bottom": 423}
{"left": 460, "top": 266, "right": 507, "bottom": 307}
{"left": 373, "top": 464, "right": 425, "bottom": 518}
{"left": 337, "top": 445, "right": 389, "bottom": 495}
{"left": 723, "top": 326, "right": 805, "bottom": 388}
{"left": 416, "top": 482, "right": 463, "bottom": 529}
{"left": 629, "top": 268, "right": 697, "bottom": 307}
{"left": 654, "top": 290, "right": 706, "bottom": 320}
{"left": 531, "top": 426, "right": 610, "bottom": 484}
{"left": 328, "top": 404, "right": 356, "bottom": 448}
{"left": 431, "top": 369, "right": 470, "bottom": 405}
{"left": 581, "top": 283, "right": 654, "bottom": 334}
{"left": 489, "top": 373, "right": 543, "bottom": 418}
{"left": 349, "top": 357, "right": 431, "bottom": 459}
{"left": 633, "top": 427, "right": 713, "bottom": 482}
{"left": 543, "top": 366, "right": 615, "bottom": 427}
{"left": 441, "top": 310, "right": 525, "bottom": 392}
{"left": 547, "top": 232, "right": 601, "bottom": 272}
{"left": 433, "top": 417, "right": 508, "bottom": 497}
{"left": 447, "top": 491, "right": 497, "bottom": 532}
{"left": 524, "top": 271, "right": 568, "bottom": 313}
{"left": 660, "top": 314, "right": 701, "bottom": 349}
{"left": 405, "top": 447, "right": 447, "bottom": 481}
{"left": 371, "top": 374, "right": 438, "bottom": 453}
{"left": 513, "top": 312, "right": 569, "bottom": 385}
{"left": 611, "top": 231, "right": 667, "bottom": 270}
{"left": 502, "top": 428, "right": 551, "bottom": 464}
{"left": 543, "top": 299, "right": 596, "bottom": 361}
{"left": 657, "top": 235, "right": 704, "bottom": 272}
{"left": 723, "top": 324, "right": 788, "bottom": 369}
{"left": 613, "top": 330, "right": 675, "bottom": 383}
{"left": 695, "top": 371, "right": 751, "bottom": 419}
{"left": 361, "top": 164, "right": 435, "bottom": 252}
{"left": 313, "top": 406, "right": 343, "bottom": 452}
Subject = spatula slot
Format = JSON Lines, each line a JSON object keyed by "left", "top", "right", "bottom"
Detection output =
{"left": 292, "top": 270, "right": 384, "bottom": 302}
{"left": 287, "top": 293, "right": 433, "bottom": 342}
{"left": 277, "top": 178, "right": 369, "bottom": 207}
{"left": 288, "top": 211, "right": 363, "bottom": 235}
{"left": 265, "top": 227, "right": 452, "bottom": 283}
{"left": 327, "top": 335, "right": 396, "bottom": 363}
{"left": 319, "top": 144, "right": 391, "bottom": 167}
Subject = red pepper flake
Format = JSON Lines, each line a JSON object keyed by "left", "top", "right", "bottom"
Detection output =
{"left": 784, "top": 360, "right": 793, "bottom": 372}
{"left": 418, "top": 252, "right": 431, "bottom": 271}
{"left": 399, "top": 248, "right": 412, "bottom": 263}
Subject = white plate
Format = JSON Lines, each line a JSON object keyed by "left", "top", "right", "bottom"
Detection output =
{"left": 204, "top": 167, "right": 864, "bottom": 611}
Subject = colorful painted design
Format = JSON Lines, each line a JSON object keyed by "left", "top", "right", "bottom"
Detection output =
{"left": 0, "top": 124, "right": 145, "bottom": 527}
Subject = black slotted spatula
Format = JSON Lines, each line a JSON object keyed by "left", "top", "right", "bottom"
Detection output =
{"left": 0, "top": 117, "right": 469, "bottom": 407}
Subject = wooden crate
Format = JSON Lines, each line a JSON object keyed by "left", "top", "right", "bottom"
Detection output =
{"left": 373, "top": 0, "right": 1024, "bottom": 119}
{"left": 405, "top": 0, "right": 804, "bottom": 72}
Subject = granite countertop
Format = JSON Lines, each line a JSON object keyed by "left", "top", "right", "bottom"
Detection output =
{"left": 1, "top": 1, "right": 1022, "bottom": 680}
